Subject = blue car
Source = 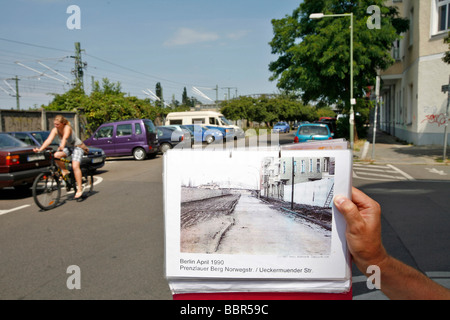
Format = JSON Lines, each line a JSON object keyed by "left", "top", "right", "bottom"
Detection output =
{"left": 272, "top": 121, "right": 290, "bottom": 133}
{"left": 294, "top": 123, "right": 333, "bottom": 143}
{"left": 204, "top": 125, "right": 234, "bottom": 141}
{"left": 183, "top": 125, "right": 224, "bottom": 144}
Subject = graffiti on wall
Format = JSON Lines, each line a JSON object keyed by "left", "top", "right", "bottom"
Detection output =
{"left": 422, "top": 106, "right": 448, "bottom": 127}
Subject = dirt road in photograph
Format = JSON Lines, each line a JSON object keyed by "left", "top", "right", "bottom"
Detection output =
{"left": 180, "top": 191, "right": 331, "bottom": 256}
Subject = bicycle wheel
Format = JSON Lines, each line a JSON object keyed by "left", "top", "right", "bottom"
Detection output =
{"left": 32, "top": 172, "right": 61, "bottom": 210}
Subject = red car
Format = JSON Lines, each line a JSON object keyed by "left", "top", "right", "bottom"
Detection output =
{"left": 0, "top": 133, "right": 51, "bottom": 192}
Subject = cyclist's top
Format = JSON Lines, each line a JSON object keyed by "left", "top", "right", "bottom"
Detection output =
{"left": 56, "top": 130, "right": 82, "bottom": 148}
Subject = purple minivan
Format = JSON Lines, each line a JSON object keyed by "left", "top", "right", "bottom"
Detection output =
{"left": 84, "top": 119, "right": 159, "bottom": 160}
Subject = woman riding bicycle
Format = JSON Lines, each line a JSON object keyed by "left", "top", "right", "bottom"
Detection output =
{"left": 34, "top": 115, "right": 86, "bottom": 199}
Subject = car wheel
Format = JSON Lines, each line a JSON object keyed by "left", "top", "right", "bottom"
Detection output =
{"left": 133, "top": 147, "right": 147, "bottom": 161}
{"left": 205, "top": 135, "right": 214, "bottom": 144}
{"left": 160, "top": 143, "right": 172, "bottom": 153}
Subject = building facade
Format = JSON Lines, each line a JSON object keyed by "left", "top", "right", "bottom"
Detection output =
{"left": 261, "top": 156, "right": 335, "bottom": 207}
{"left": 380, "top": 0, "right": 450, "bottom": 145}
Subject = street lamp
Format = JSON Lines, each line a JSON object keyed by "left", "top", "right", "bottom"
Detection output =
{"left": 310, "top": 12, "right": 356, "bottom": 149}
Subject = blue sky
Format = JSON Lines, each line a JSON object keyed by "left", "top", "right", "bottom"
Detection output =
{"left": 0, "top": 0, "right": 302, "bottom": 109}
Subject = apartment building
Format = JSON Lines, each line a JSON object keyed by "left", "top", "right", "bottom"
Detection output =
{"left": 380, "top": 0, "right": 450, "bottom": 145}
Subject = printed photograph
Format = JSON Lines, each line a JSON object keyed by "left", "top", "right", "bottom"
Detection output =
{"left": 179, "top": 155, "right": 335, "bottom": 256}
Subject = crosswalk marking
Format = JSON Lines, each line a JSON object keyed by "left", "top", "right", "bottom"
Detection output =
{"left": 353, "top": 163, "right": 415, "bottom": 181}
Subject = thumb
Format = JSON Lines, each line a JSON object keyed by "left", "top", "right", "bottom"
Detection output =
{"left": 334, "top": 195, "right": 364, "bottom": 227}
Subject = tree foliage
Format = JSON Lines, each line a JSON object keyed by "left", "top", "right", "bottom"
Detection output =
{"left": 269, "top": 0, "right": 409, "bottom": 113}
{"left": 443, "top": 32, "right": 450, "bottom": 64}
{"left": 220, "top": 95, "right": 319, "bottom": 128}
{"left": 42, "top": 79, "right": 189, "bottom": 135}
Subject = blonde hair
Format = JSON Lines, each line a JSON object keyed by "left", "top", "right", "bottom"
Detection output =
{"left": 54, "top": 115, "right": 72, "bottom": 127}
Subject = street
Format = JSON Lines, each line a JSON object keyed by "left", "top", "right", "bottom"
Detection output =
{"left": 0, "top": 132, "right": 449, "bottom": 300}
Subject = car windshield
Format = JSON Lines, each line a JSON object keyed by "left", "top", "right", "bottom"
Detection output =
{"left": 143, "top": 120, "right": 156, "bottom": 133}
{"left": 299, "top": 126, "right": 329, "bottom": 136}
{"left": 219, "top": 116, "right": 232, "bottom": 126}
{"left": 275, "top": 122, "right": 285, "bottom": 126}
{"left": 0, "top": 134, "right": 28, "bottom": 148}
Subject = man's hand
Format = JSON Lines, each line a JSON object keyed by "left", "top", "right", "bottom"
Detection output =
{"left": 334, "top": 187, "right": 388, "bottom": 273}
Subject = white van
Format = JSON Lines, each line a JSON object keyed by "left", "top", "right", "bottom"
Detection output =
{"left": 165, "top": 111, "right": 245, "bottom": 139}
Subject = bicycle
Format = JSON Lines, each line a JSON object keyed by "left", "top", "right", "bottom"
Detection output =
{"left": 32, "top": 150, "right": 95, "bottom": 210}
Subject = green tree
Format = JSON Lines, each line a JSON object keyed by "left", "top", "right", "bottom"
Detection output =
{"left": 269, "top": 0, "right": 408, "bottom": 113}
{"left": 443, "top": 32, "right": 450, "bottom": 64}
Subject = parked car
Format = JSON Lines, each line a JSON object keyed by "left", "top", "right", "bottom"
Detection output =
{"left": 84, "top": 119, "right": 159, "bottom": 160}
{"left": 182, "top": 124, "right": 224, "bottom": 144}
{"left": 272, "top": 121, "right": 290, "bottom": 133}
{"left": 316, "top": 118, "right": 337, "bottom": 137}
{"left": 294, "top": 123, "right": 333, "bottom": 143}
{"left": 292, "top": 121, "right": 310, "bottom": 130}
{"left": 7, "top": 131, "right": 106, "bottom": 170}
{"left": 165, "top": 110, "right": 245, "bottom": 139}
{"left": 156, "top": 126, "right": 191, "bottom": 153}
{"left": 0, "top": 133, "right": 51, "bottom": 192}
{"left": 204, "top": 125, "right": 234, "bottom": 141}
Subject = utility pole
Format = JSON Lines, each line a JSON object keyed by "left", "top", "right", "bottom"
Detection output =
{"left": 14, "top": 76, "right": 19, "bottom": 110}
{"left": 71, "top": 42, "right": 86, "bottom": 89}
{"left": 5, "top": 76, "right": 20, "bottom": 109}
{"left": 442, "top": 75, "right": 450, "bottom": 162}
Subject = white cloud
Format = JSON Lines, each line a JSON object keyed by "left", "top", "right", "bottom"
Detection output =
{"left": 164, "top": 28, "right": 219, "bottom": 47}
{"left": 226, "top": 30, "right": 250, "bottom": 40}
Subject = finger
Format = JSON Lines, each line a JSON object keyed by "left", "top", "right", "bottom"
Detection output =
{"left": 334, "top": 194, "right": 364, "bottom": 227}
{"left": 350, "top": 187, "right": 378, "bottom": 211}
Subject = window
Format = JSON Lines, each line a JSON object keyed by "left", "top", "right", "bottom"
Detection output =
{"left": 301, "top": 160, "right": 305, "bottom": 174}
{"left": 96, "top": 126, "right": 113, "bottom": 138}
{"left": 192, "top": 118, "right": 205, "bottom": 124}
{"left": 116, "top": 124, "right": 132, "bottom": 136}
{"left": 135, "top": 123, "right": 142, "bottom": 135}
{"left": 438, "top": 0, "right": 450, "bottom": 32}
{"left": 432, "top": 0, "right": 450, "bottom": 35}
{"left": 309, "top": 159, "right": 313, "bottom": 173}
{"left": 317, "top": 159, "right": 321, "bottom": 173}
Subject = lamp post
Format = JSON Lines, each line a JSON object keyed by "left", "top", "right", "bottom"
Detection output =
{"left": 310, "top": 12, "right": 356, "bottom": 149}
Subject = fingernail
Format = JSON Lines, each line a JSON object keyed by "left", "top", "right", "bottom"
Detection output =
{"left": 334, "top": 195, "right": 346, "bottom": 206}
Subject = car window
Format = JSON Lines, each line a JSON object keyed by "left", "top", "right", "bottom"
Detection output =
{"left": 192, "top": 118, "right": 205, "bottom": 124}
{"left": 299, "top": 126, "right": 328, "bottom": 135}
{"left": 14, "top": 132, "right": 35, "bottom": 145}
{"left": 135, "top": 123, "right": 142, "bottom": 135}
{"left": 143, "top": 120, "right": 156, "bottom": 133}
{"left": 0, "top": 134, "right": 28, "bottom": 148}
{"left": 117, "top": 124, "right": 132, "bottom": 136}
{"left": 96, "top": 126, "right": 114, "bottom": 138}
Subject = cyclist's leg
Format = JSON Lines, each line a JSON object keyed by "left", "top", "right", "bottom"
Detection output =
{"left": 72, "top": 147, "right": 84, "bottom": 199}
{"left": 55, "top": 150, "right": 70, "bottom": 176}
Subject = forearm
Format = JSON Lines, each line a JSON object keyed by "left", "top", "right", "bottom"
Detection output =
{"left": 376, "top": 255, "right": 450, "bottom": 300}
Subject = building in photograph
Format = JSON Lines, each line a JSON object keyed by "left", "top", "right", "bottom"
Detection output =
{"left": 261, "top": 157, "right": 335, "bottom": 207}
{"left": 380, "top": 0, "right": 450, "bottom": 145}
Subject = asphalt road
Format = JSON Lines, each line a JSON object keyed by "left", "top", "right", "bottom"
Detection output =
{"left": 0, "top": 132, "right": 448, "bottom": 300}
{"left": 0, "top": 155, "right": 172, "bottom": 300}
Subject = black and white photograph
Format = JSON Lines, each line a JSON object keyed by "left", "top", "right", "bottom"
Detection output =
{"left": 179, "top": 155, "right": 335, "bottom": 256}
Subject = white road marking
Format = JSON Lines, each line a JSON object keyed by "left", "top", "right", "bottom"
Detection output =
{"left": 0, "top": 205, "right": 31, "bottom": 216}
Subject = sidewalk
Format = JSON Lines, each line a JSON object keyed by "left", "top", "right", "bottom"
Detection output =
{"left": 353, "top": 127, "right": 449, "bottom": 165}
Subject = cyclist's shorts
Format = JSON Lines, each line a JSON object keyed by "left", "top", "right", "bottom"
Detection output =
{"left": 63, "top": 147, "right": 84, "bottom": 163}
